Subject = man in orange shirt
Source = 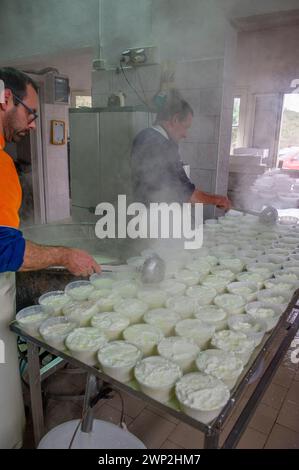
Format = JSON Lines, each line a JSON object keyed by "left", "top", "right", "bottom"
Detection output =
{"left": 0, "top": 67, "right": 100, "bottom": 276}
{"left": 0, "top": 67, "right": 100, "bottom": 448}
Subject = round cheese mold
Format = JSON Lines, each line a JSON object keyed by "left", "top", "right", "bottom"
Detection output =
{"left": 160, "top": 279, "right": 186, "bottom": 296}
{"left": 16, "top": 305, "right": 49, "bottom": 336}
{"left": 194, "top": 305, "right": 228, "bottom": 331}
{"left": 63, "top": 300, "right": 99, "bottom": 326}
{"left": 157, "top": 336, "right": 199, "bottom": 372}
{"left": 123, "top": 324, "right": 164, "bottom": 356}
{"left": 89, "top": 273, "right": 116, "bottom": 289}
{"left": 226, "top": 281, "right": 257, "bottom": 302}
{"left": 214, "top": 293, "right": 246, "bottom": 315}
{"left": 175, "top": 372, "right": 230, "bottom": 423}
{"left": 227, "top": 314, "right": 267, "bottom": 346}
{"left": 264, "top": 279, "right": 297, "bottom": 293}
{"left": 143, "top": 308, "right": 180, "bottom": 336}
{"left": 236, "top": 272, "right": 265, "bottom": 289}
{"left": 64, "top": 281, "right": 95, "bottom": 301}
{"left": 90, "top": 312, "right": 130, "bottom": 340}
{"left": 211, "top": 330, "right": 255, "bottom": 364}
{"left": 196, "top": 349, "right": 244, "bottom": 389}
{"left": 95, "top": 292, "right": 123, "bottom": 312}
{"left": 134, "top": 356, "right": 182, "bottom": 403}
{"left": 97, "top": 341, "right": 142, "bottom": 383}
{"left": 112, "top": 280, "right": 139, "bottom": 299}
{"left": 175, "top": 319, "right": 215, "bottom": 349}
{"left": 218, "top": 258, "right": 244, "bottom": 274}
{"left": 39, "top": 316, "right": 77, "bottom": 350}
{"left": 88, "top": 288, "right": 113, "bottom": 301}
{"left": 166, "top": 296, "right": 197, "bottom": 319}
{"left": 137, "top": 287, "right": 168, "bottom": 309}
{"left": 256, "top": 289, "right": 288, "bottom": 309}
{"left": 245, "top": 301, "right": 282, "bottom": 331}
{"left": 186, "top": 286, "right": 217, "bottom": 305}
{"left": 201, "top": 275, "right": 228, "bottom": 294}
{"left": 38, "top": 291, "right": 71, "bottom": 316}
{"left": 65, "top": 327, "right": 107, "bottom": 365}
{"left": 114, "top": 298, "right": 149, "bottom": 324}
{"left": 174, "top": 269, "right": 201, "bottom": 286}
{"left": 209, "top": 267, "right": 236, "bottom": 282}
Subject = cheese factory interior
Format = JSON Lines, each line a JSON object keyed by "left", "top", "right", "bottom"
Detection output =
{"left": 1, "top": 0, "right": 299, "bottom": 453}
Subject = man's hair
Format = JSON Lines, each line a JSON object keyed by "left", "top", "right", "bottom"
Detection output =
{"left": 0, "top": 67, "right": 38, "bottom": 100}
{"left": 154, "top": 89, "right": 193, "bottom": 123}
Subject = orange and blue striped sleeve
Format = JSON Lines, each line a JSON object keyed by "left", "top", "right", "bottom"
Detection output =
{"left": 0, "top": 134, "right": 25, "bottom": 272}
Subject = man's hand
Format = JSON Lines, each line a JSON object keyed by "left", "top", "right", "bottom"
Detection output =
{"left": 20, "top": 241, "right": 101, "bottom": 276}
{"left": 61, "top": 248, "right": 101, "bottom": 277}
{"left": 214, "top": 195, "right": 232, "bottom": 210}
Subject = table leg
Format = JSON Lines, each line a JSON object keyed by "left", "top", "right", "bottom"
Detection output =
{"left": 27, "top": 342, "right": 45, "bottom": 447}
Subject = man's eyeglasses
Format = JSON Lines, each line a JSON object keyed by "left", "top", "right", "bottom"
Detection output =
{"left": 12, "top": 93, "right": 38, "bottom": 123}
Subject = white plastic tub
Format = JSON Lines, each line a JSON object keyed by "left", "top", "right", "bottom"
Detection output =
{"left": 65, "top": 281, "right": 95, "bottom": 301}
{"left": 245, "top": 301, "right": 283, "bottom": 331}
{"left": 97, "top": 341, "right": 142, "bottom": 383}
{"left": 175, "top": 319, "right": 215, "bottom": 349}
{"left": 143, "top": 308, "right": 180, "bottom": 336}
{"left": 196, "top": 349, "right": 244, "bottom": 390}
{"left": 134, "top": 356, "right": 182, "bottom": 403}
{"left": 16, "top": 305, "right": 49, "bottom": 336}
{"left": 38, "top": 291, "right": 71, "bottom": 316}
{"left": 114, "top": 298, "right": 149, "bottom": 324}
{"left": 65, "top": 327, "right": 107, "bottom": 365}
{"left": 90, "top": 312, "right": 130, "bottom": 340}
{"left": 175, "top": 372, "right": 230, "bottom": 423}
{"left": 226, "top": 281, "right": 258, "bottom": 302}
{"left": 214, "top": 293, "right": 246, "bottom": 315}
{"left": 166, "top": 296, "right": 197, "bottom": 319}
{"left": 157, "top": 336, "right": 199, "bottom": 372}
{"left": 39, "top": 316, "right": 77, "bottom": 350}
{"left": 194, "top": 305, "right": 228, "bottom": 331}
{"left": 211, "top": 330, "right": 255, "bottom": 364}
{"left": 123, "top": 324, "right": 164, "bottom": 356}
{"left": 63, "top": 300, "right": 99, "bottom": 326}
{"left": 227, "top": 314, "right": 267, "bottom": 347}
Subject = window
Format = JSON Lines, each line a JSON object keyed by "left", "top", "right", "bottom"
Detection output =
{"left": 230, "top": 97, "right": 241, "bottom": 154}
{"left": 75, "top": 95, "right": 92, "bottom": 108}
{"left": 277, "top": 94, "right": 299, "bottom": 170}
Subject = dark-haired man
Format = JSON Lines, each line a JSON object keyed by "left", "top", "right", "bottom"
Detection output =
{"left": 132, "top": 92, "right": 231, "bottom": 209}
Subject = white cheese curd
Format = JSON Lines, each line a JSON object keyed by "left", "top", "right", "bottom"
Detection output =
{"left": 65, "top": 327, "right": 107, "bottom": 365}
{"left": 175, "top": 319, "right": 215, "bottom": 349}
{"left": 185, "top": 259, "right": 211, "bottom": 276}
{"left": 226, "top": 282, "right": 257, "bottom": 302}
{"left": 209, "top": 267, "right": 236, "bottom": 282}
{"left": 274, "top": 272, "right": 298, "bottom": 282}
{"left": 39, "top": 317, "right": 77, "bottom": 350}
{"left": 246, "top": 266, "right": 273, "bottom": 280}
{"left": 123, "top": 324, "right": 164, "bottom": 356}
{"left": 214, "top": 293, "right": 246, "bottom": 315}
{"left": 65, "top": 281, "right": 95, "bottom": 301}
{"left": 166, "top": 296, "right": 197, "bottom": 319}
{"left": 192, "top": 255, "right": 218, "bottom": 268}
{"left": 90, "top": 312, "right": 130, "bottom": 340}
{"left": 227, "top": 314, "right": 267, "bottom": 346}
{"left": 194, "top": 305, "right": 228, "bottom": 331}
{"left": 114, "top": 298, "right": 149, "bottom": 324}
{"left": 96, "top": 293, "right": 123, "bottom": 312}
{"left": 174, "top": 269, "right": 201, "bottom": 286}
{"left": 256, "top": 289, "right": 287, "bottom": 306}
{"left": 88, "top": 288, "right": 114, "bottom": 301}
{"left": 201, "top": 275, "right": 228, "bottom": 294}
{"left": 186, "top": 286, "right": 217, "bottom": 305}
{"left": 112, "top": 280, "right": 139, "bottom": 298}
{"left": 97, "top": 341, "right": 142, "bottom": 383}
{"left": 137, "top": 288, "right": 167, "bottom": 309}
{"left": 218, "top": 258, "right": 244, "bottom": 274}
{"left": 245, "top": 302, "right": 281, "bottom": 331}
{"left": 62, "top": 300, "right": 99, "bottom": 326}
{"left": 264, "top": 280, "right": 295, "bottom": 293}
{"left": 38, "top": 291, "right": 71, "bottom": 315}
{"left": 175, "top": 372, "right": 230, "bottom": 423}
{"left": 211, "top": 330, "right": 255, "bottom": 364}
{"left": 143, "top": 308, "right": 180, "bottom": 336}
{"left": 236, "top": 272, "right": 265, "bottom": 289}
{"left": 134, "top": 356, "right": 182, "bottom": 402}
{"left": 157, "top": 336, "right": 199, "bottom": 372}
{"left": 160, "top": 279, "right": 186, "bottom": 296}
{"left": 89, "top": 273, "right": 115, "bottom": 289}
{"left": 196, "top": 349, "right": 244, "bottom": 389}
{"left": 280, "top": 267, "right": 299, "bottom": 279}
{"left": 16, "top": 305, "right": 49, "bottom": 336}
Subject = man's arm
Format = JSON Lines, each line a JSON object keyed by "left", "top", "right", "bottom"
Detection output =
{"left": 20, "top": 240, "right": 101, "bottom": 277}
{"left": 190, "top": 189, "right": 231, "bottom": 210}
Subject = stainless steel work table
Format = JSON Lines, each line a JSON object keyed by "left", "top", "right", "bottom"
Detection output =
{"left": 10, "top": 289, "right": 299, "bottom": 449}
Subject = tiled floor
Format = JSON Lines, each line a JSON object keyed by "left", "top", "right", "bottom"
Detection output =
{"left": 22, "top": 340, "right": 299, "bottom": 449}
